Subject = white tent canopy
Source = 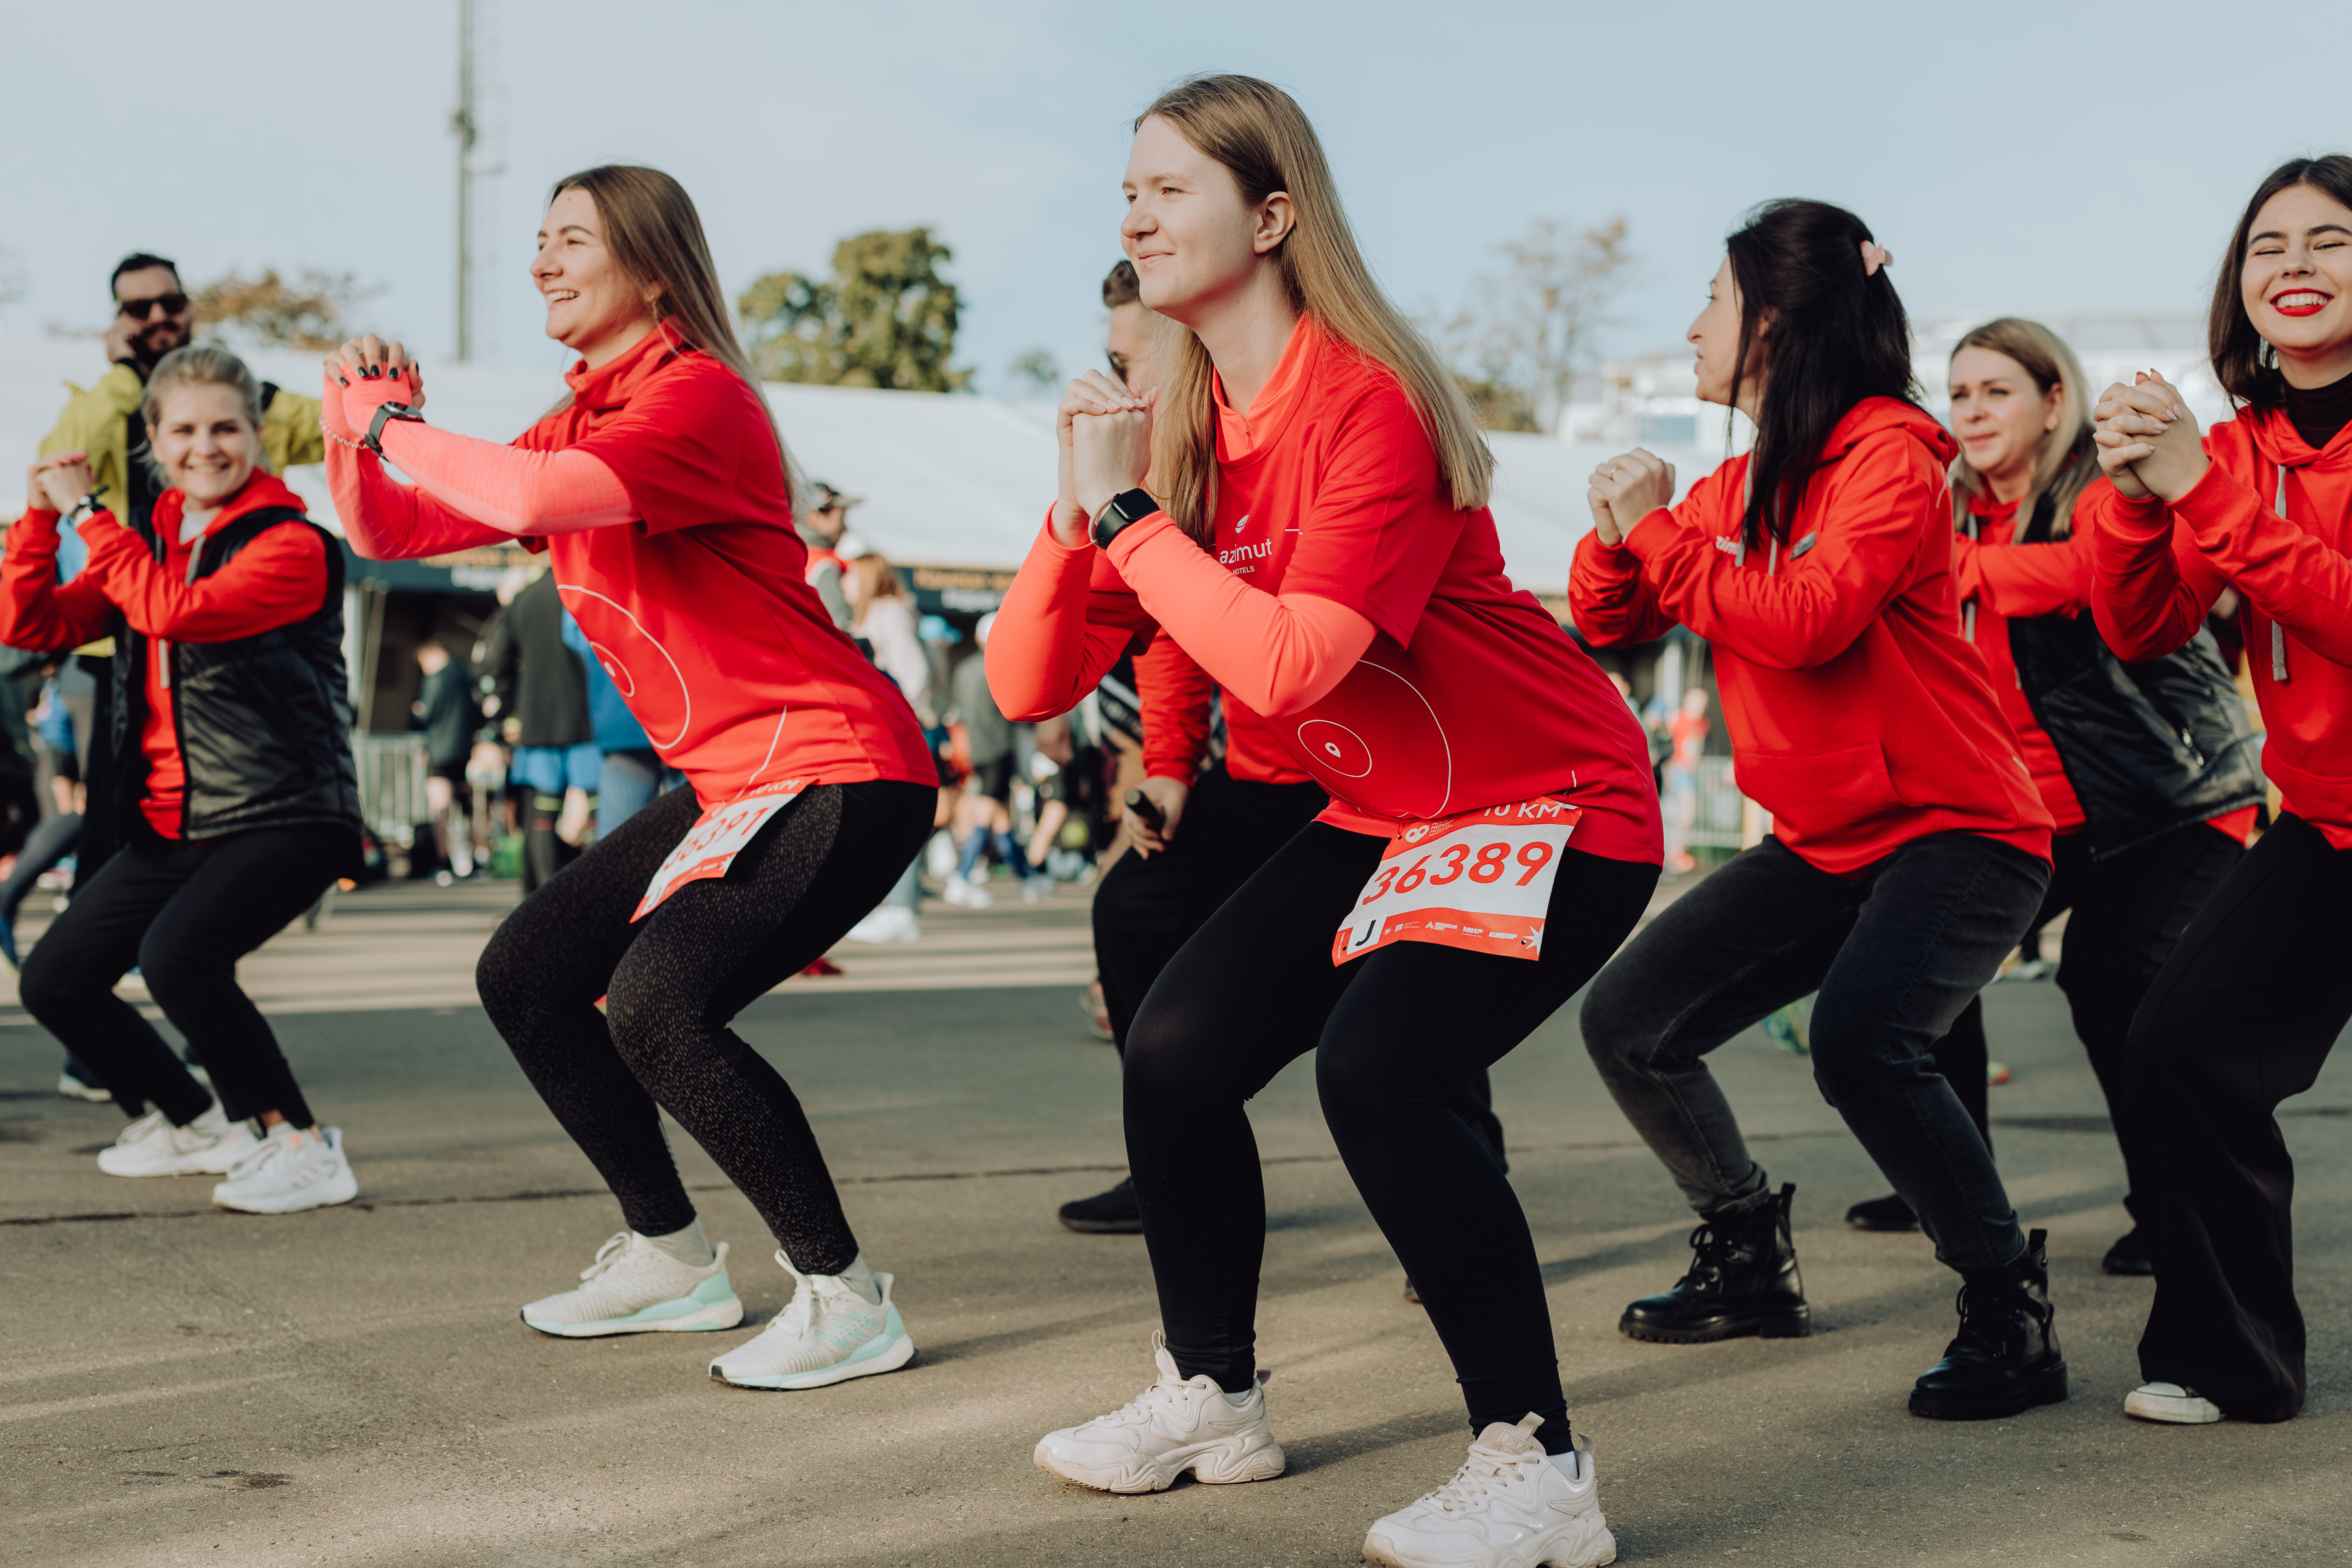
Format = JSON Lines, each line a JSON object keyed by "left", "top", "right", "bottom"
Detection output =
{"left": 0, "top": 338, "right": 1716, "bottom": 603}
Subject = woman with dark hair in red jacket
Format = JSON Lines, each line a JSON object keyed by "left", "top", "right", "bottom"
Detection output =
{"left": 2087, "top": 154, "right": 2352, "bottom": 1427}
{"left": 325, "top": 165, "right": 938, "bottom": 1393}
{"left": 1572, "top": 199, "right": 2062, "bottom": 1423}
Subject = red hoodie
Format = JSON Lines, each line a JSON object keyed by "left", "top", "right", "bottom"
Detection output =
{"left": 0, "top": 471, "right": 329, "bottom": 836}
{"left": 1572, "top": 397, "right": 2052, "bottom": 875}
{"left": 2088, "top": 402, "right": 2352, "bottom": 846}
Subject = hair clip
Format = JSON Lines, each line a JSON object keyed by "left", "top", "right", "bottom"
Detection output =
{"left": 1859, "top": 241, "right": 1893, "bottom": 277}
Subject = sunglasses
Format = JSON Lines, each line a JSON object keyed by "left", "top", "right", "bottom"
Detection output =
{"left": 116, "top": 293, "right": 189, "bottom": 320}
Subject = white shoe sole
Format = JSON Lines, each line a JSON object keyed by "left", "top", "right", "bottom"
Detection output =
{"left": 212, "top": 1167, "right": 359, "bottom": 1214}
{"left": 523, "top": 1297, "right": 746, "bottom": 1338}
{"left": 2124, "top": 1389, "right": 2223, "bottom": 1424}
{"left": 58, "top": 1078, "right": 112, "bottom": 1103}
{"left": 711, "top": 1328, "right": 917, "bottom": 1390}
{"left": 1364, "top": 1511, "right": 1615, "bottom": 1568}
{"left": 98, "top": 1149, "right": 248, "bottom": 1178}
{"left": 1034, "top": 1433, "right": 1287, "bottom": 1494}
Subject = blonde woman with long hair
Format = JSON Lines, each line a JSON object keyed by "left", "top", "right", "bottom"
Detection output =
{"left": 1839, "top": 320, "right": 2260, "bottom": 1270}
{"left": 988, "top": 75, "right": 1658, "bottom": 1567}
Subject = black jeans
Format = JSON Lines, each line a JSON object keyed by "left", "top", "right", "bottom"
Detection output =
{"left": 2124, "top": 813, "right": 2352, "bottom": 1421}
{"left": 476, "top": 779, "right": 933, "bottom": 1273}
{"left": 20, "top": 821, "right": 350, "bottom": 1127}
{"left": 1093, "top": 770, "right": 1509, "bottom": 1161}
{"left": 1124, "top": 824, "right": 1657, "bottom": 1443}
{"left": 1581, "top": 831, "right": 2048, "bottom": 1272}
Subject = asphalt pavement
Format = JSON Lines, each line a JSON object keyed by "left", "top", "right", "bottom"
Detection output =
{"left": 5, "top": 876, "right": 2351, "bottom": 1567}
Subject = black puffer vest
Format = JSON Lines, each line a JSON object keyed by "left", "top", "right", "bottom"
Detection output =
{"left": 1997, "top": 478, "right": 2266, "bottom": 860}
{"left": 104, "top": 505, "right": 363, "bottom": 848}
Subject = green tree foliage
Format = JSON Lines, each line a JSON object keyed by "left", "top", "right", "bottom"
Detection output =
{"left": 740, "top": 228, "right": 970, "bottom": 391}
{"left": 1006, "top": 348, "right": 1061, "bottom": 396}
{"left": 192, "top": 268, "right": 370, "bottom": 350}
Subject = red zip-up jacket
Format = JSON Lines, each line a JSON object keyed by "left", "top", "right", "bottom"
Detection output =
{"left": 1572, "top": 397, "right": 2052, "bottom": 874}
{"left": 0, "top": 471, "right": 329, "bottom": 836}
{"left": 2087, "top": 402, "right": 2352, "bottom": 846}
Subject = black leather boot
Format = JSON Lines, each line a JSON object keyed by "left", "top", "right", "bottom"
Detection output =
{"left": 1909, "top": 1228, "right": 2068, "bottom": 1419}
{"left": 1844, "top": 1191, "right": 1918, "bottom": 1231}
{"left": 2102, "top": 1195, "right": 2154, "bottom": 1276}
{"left": 1621, "top": 1183, "right": 1810, "bottom": 1343}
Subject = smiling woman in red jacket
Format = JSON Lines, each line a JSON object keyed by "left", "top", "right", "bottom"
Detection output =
{"left": 2086, "top": 154, "right": 2352, "bottom": 1429}
{"left": 10, "top": 345, "right": 362, "bottom": 1216}
{"left": 1571, "top": 200, "right": 2062, "bottom": 1423}
{"left": 990, "top": 75, "right": 1658, "bottom": 1568}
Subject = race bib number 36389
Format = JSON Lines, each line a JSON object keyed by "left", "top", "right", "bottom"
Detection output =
{"left": 1332, "top": 799, "right": 1581, "bottom": 966}
{"left": 632, "top": 780, "right": 803, "bottom": 922}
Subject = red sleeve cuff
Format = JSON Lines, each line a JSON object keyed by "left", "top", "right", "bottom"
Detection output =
{"left": 1099, "top": 509, "right": 1176, "bottom": 575}
{"left": 2165, "top": 461, "right": 2243, "bottom": 533}
{"left": 2101, "top": 487, "right": 2174, "bottom": 540}
{"left": 1618, "top": 506, "right": 1678, "bottom": 563}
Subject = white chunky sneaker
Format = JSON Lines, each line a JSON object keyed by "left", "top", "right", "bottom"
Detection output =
{"left": 522, "top": 1232, "right": 744, "bottom": 1337}
{"left": 844, "top": 905, "right": 922, "bottom": 944}
{"left": 2124, "top": 1382, "right": 2224, "bottom": 1424}
{"left": 942, "top": 875, "right": 993, "bottom": 910}
{"left": 1364, "top": 1413, "right": 1615, "bottom": 1568}
{"left": 1034, "top": 1332, "right": 1286, "bottom": 1493}
{"left": 708, "top": 1251, "right": 915, "bottom": 1389}
{"left": 97, "top": 1102, "right": 259, "bottom": 1178}
{"left": 210, "top": 1124, "right": 357, "bottom": 1214}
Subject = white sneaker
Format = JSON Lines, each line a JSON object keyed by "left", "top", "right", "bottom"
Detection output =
{"left": 210, "top": 1123, "right": 357, "bottom": 1214}
{"left": 97, "top": 1102, "right": 260, "bottom": 1177}
{"left": 2124, "top": 1382, "right": 2224, "bottom": 1424}
{"left": 521, "top": 1232, "right": 744, "bottom": 1337}
{"left": 708, "top": 1250, "right": 915, "bottom": 1389}
{"left": 942, "top": 876, "right": 993, "bottom": 910}
{"left": 924, "top": 829, "right": 958, "bottom": 881}
{"left": 57, "top": 1067, "right": 113, "bottom": 1103}
{"left": 844, "top": 905, "right": 922, "bottom": 944}
{"left": 1034, "top": 1332, "right": 1286, "bottom": 1493}
{"left": 1020, "top": 877, "right": 1050, "bottom": 904}
{"left": 1364, "top": 1414, "right": 1614, "bottom": 1568}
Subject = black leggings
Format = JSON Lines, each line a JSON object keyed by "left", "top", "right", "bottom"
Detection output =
{"left": 1124, "top": 823, "right": 1657, "bottom": 1444}
{"left": 20, "top": 822, "right": 349, "bottom": 1126}
{"left": 476, "top": 779, "right": 933, "bottom": 1273}
{"left": 2122, "top": 813, "right": 2352, "bottom": 1421}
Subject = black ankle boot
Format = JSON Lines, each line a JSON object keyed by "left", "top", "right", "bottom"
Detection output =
{"left": 1845, "top": 1191, "right": 1918, "bottom": 1231}
{"left": 1909, "top": 1228, "right": 2068, "bottom": 1419}
{"left": 1620, "top": 1182, "right": 1810, "bottom": 1343}
{"left": 2102, "top": 1194, "right": 2154, "bottom": 1276}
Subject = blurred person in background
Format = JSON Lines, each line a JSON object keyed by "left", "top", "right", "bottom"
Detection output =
{"left": 486, "top": 568, "right": 597, "bottom": 889}
{"left": 844, "top": 551, "right": 931, "bottom": 943}
{"left": 797, "top": 482, "right": 859, "bottom": 633}
{"left": 1838, "top": 319, "right": 2262, "bottom": 1277}
{"left": 561, "top": 610, "right": 676, "bottom": 838}
{"left": 1661, "top": 686, "right": 1710, "bottom": 874}
{"left": 8, "top": 344, "right": 363, "bottom": 1214}
{"left": 411, "top": 639, "right": 481, "bottom": 880}
{"left": 947, "top": 611, "right": 1044, "bottom": 906}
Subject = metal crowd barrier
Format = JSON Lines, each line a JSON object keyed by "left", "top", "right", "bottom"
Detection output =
{"left": 349, "top": 732, "right": 430, "bottom": 848}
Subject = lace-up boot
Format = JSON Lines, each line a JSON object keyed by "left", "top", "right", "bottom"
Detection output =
{"left": 1909, "top": 1227, "right": 2067, "bottom": 1419}
{"left": 1033, "top": 1332, "right": 1285, "bottom": 1493}
{"left": 1620, "top": 1182, "right": 1808, "bottom": 1342}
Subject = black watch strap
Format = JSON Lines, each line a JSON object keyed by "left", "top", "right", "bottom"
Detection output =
{"left": 1090, "top": 488, "right": 1161, "bottom": 550}
{"left": 364, "top": 402, "right": 426, "bottom": 457}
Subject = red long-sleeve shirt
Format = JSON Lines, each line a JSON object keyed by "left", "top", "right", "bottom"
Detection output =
{"left": 1572, "top": 397, "right": 2051, "bottom": 875}
{"left": 1954, "top": 494, "right": 2090, "bottom": 834}
{"left": 0, "top": 471, "right": 330, "bottom": 836}
{"left": 2088, "top": 402, "right": 2352, "bottom": 846}
{"left": 1134, "top": 630, "right": 1314, "bottom": 785}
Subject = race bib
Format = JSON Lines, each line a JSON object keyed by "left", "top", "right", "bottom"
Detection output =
{"left": 633, "top": 780, "right": 803, "bottom": 922}
{"left": 1332, "top": 798, "right": 1580, "bottom": 966}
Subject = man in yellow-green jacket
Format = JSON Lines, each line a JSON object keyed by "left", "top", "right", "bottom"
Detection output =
{"left": 38, "top": 253, "right": 323, "bottom": 527}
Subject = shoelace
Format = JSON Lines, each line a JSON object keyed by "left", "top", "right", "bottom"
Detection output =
{"left": 1096, "top": 1375, "right": 1195, "bottom": 1429}
{"left": 222, "top": 1137, "right": 287, "bottom": 1182}
{"left": 116, "top": 1109, "right": 169, "bottom": 1146}
{"left": 1678, "top": 1221, "right": 1747, "bottom": 1288}
{"left": 1421, "top": 1443, "right": 1540, "bottom": 1514}
{"left": 576, "top": 1233, "right": 635, "bottom": 1284}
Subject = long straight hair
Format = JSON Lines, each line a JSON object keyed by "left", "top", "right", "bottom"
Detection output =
{"left": 1948, "top": 318, "right": 2097, "bottom": 539}
{"left": 1725, "top": 199, "right": 1918, "bottom": 551}
{"left": 1137, "top": 75, "right": 1492, "bottom": 540}
{"left": 2208, "top": 154, "right": 2352, "bottom": 412}
{"left": 546, "top": 164, "right": 800, "bottom": 514}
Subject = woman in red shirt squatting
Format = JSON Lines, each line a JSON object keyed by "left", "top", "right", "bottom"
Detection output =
{"left": 9, "top": 346, "right": 363, "bottom": 1216}
{"left": 2086, "top": 154, "right": 2352, "bottom": 1428}
{"left": 1571, "top": 200, "right": 2064, "bottom": 1423}
{"left": 991, "top": 77, "right": 1660, "bottom": 1568}
{"left": 325, "top": 166, "right": 937, "bottom": 1392}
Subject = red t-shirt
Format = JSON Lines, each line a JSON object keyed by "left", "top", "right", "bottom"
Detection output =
{"left": 516, "top": 331, "right": 934, "bottom": 803}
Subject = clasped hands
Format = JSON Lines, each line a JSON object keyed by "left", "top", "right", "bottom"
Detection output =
{"left": 2092, "top": 370, "right": 2207, "bottom": 505}
{"left": 1587, "top": 448, "right": 1676, "bottom": 547}
{"left": 1051, "top": 369, "right": 1155, "bottom": 546}
{"left": 320, "top": 335, "right": 426, "bottom": 447}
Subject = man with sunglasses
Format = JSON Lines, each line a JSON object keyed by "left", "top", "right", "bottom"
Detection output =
{"left": 39, "top": 254, "right": 322, "bottom": 529}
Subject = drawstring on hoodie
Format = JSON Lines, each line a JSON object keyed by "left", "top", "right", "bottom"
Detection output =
{"left": 2273, "top": 465, "right": 2295, "bottom": 683}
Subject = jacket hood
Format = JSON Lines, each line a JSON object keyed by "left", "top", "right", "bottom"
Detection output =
{"left": 1823, "top": 396, "right": 1958, "bottom": 468}
{"left": 2237, "top": 399, "right": 2352, "bottom": 470}
{"left": 154, "top": 469, "right": 307, "bottom": 537}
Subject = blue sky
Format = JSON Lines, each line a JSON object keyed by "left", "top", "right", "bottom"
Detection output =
{"left": 5, "top": 0, "right": 2339, "bottom": 395}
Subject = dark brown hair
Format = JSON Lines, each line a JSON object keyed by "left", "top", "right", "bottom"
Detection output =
{"left": 2208, "top": 154, "right": 2352, "bottom": 411}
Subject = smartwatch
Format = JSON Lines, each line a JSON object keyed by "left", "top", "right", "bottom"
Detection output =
{"left": 1089, "top": 488, "right": 1161, "bottom": 551}
{"left": 364, "top": 402, "right": 427, "bottom": 457}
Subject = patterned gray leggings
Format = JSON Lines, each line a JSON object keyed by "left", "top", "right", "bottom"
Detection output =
{"left": 475, "top": 779, "right": 933, "bottom": 1272}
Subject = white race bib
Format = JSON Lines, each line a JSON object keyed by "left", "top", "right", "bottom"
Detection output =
{"left": 633, "top": 781, "right": 803, "bottom": 922}
{"left": 1333, "top": 798, "right": 1580, "bottom": 965}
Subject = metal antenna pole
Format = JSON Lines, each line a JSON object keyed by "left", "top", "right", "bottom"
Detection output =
{"left": 453, "top": 0, "right": 477, "bottom": 361}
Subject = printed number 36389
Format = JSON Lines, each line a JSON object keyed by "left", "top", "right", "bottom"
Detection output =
{"left": 1362, "top": 840, "right": 1555, "bottom": 905}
